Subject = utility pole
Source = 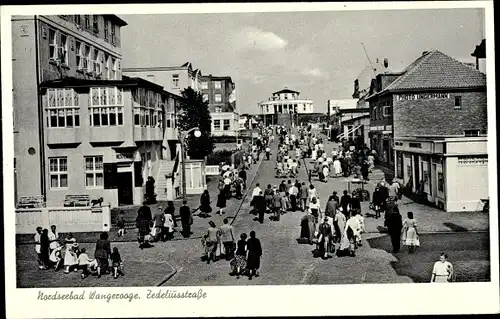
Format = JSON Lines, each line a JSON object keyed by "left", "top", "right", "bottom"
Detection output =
{"left": 361, "top": 42, "right": 377, "bottom": 76}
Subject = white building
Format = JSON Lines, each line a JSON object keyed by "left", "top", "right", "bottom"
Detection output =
{"left": 259, "top": 88, "right": 314, "bottom": 126}
{"left": 327, "top": 99, "right": 359, "bottom": 116}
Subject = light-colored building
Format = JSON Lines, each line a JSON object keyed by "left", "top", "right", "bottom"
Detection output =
{"left": 12, "top": 14, "right": 127, "bottom": 203}
{"left": 123, "top": 62, "right": 202, "bottom": 95}
{"left": 259, "top": 88, "right": 314, "bottom": 126}
{"left": 327, "top": 99, "right": 359, "bottom": 116}
{"left": 200, "top": 75, "right": 239, "bottom": 137}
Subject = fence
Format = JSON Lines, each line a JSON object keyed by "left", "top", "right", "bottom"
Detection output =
{"left": 16, "top": 205, "right": 111, "bottom": 234}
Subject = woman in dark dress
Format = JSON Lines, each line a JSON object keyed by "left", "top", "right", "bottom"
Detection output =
{"left": 199, "top": 190, "right": 212, "bottom": 218}
{"left": 94, "top": 232, "right": 111, "bottom": 277}
{"left": 246, "top": 231, "right": 262, "bottom": 280}
{"left": 230, "top": 233, "right": 247, "bottom": 279}
{"left": 136, "top": 202, "right": 153, "bottom": 248}
{"left": 216, "top": 190, "right": 226, "bottom": 215}
{"left": 40, "top": 229, "right": 51, "bottom": 268}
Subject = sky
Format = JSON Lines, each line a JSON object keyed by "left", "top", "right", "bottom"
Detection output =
{"left": 121, "top": 8, "right": 485, "bottom": 114}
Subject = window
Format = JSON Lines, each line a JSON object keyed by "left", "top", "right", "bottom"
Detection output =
{"left": 92, "top": 15, "right": 99, "bottom": 33}
{"left": 104, "top": 19, "right": 109, "bottom": 40}
{"left": 93, "top": 49, "right": 100, "bottom": 74}
{"left": 75, "top": 41, "right": 82, "bottom": 69}
{"left": 215, "top": 107, "right": 222, "bottom": 113}
{"left": 201, "top": 82, "right": 208, "bottom": 89}
{"left": 74, "top": 15, "right": 81, "bottom": 26}
{"left": 46, "top": 88, "right": 80, "bottom": 128}
{"left": 464, "top": 129, "right": 480, "bottom": 137}
{"left": 223, "top": 119, "right": 230, "bottom": 131}
{"left": 59, "top": 33, "right": 68, "bottom": 65}
{"left": 303, "top": 105, "right": 306, "bottom": 111}
{"left": 213, "top": 119, "right": 221, "bottom": 131}
{"left": 111, "top": 58, "right": 117, "bottom": 80}
{"left": 409, "top": 142, "right": 422, "bottom": 149}
{"left": 132, "top": 88, "right": 163, "bottom": 128}
{"left": 49, "top": 157, "right": 68, "bottom": 189}
{"left": 214, "top": 93, "right": 222, "bottom": 103}
{"left": 172, "top": 74, "right": 179, "bottom": 88}
{"left": 111, "top": 24, "right": 116, "bottom": 44}
{"left": 266, "top": 105, "right": 269, "bottom": 112}
{"left": 85, "top": 156, "right": 103, "bottom": 188}
{"left": 84, "top": 15, "right": 90, "bottom": 29}
{"left": 454, "top": 96, "right": 462, "bottom": 109}
{"left": 214, "top": 81, "right": 221, "bottom": 89}
{"left": 48, "top": 29, "right": 57, "bottom": 60}
{"left": 202, "top": 94, "right": 209, "bottom": 102}
{"left": 383, "top": 105, "right": 391, "bottom": 117}
{"left": 85, "top": 45, "right": 91, "bottom": 72}
{"left": 103, "top": 53, "right": 109, "bottom": 79}
{"left": 89, "top": 87, "right": 124, "bottom": 126}
{"left": 165, "top": 112, "right": 175, "bottom": 128}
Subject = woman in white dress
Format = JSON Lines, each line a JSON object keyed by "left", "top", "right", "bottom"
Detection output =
{"left": 63, "top": 234, "right": 79, "bottom": 273}
{"left": 333, "top": 158, "right": 342, "bottom": 177}
{"left": 401, "top": 211, "right": 420, "bottom": 253}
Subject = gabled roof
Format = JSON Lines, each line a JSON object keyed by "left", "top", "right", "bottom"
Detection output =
{"left": 384, "top": 50, "right": 486, "bottom": 91}
{"left": 273, "top": 88, "right": 300, "bottom": 95}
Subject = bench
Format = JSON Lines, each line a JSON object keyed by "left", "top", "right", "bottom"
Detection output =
{"left": 17, "top": 195, "right": 45, "bottom": 209}
{"left": 64, "top": 194, "right": 91, "bottom": 207}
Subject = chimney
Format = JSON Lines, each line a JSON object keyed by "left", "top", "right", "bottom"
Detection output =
{"left": 352, "top": 79, "right": 360, "bottom": 99}
{"left": 383, "top": 58, "right": 389, "bottom": 69}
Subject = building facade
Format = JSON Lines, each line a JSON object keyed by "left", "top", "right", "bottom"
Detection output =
{"left": 122, "top": 62, "right": 202, "bottom": 96}
{"left": 12, "top": 14, "right": 127, "bottom": 202}
{"left": 200, "top": 75, "right": 239, "bottom": 137}
{"left": 385, "top": 50, "right": 487, "bottom": 212}
{"left": 259, "top": 88, "right": 315, "bottom": 126}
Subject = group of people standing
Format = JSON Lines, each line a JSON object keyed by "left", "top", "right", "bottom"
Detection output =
{"left": 34, "top": 226, "right": 124, "bottom": 279}
{"left": 202, "top": 219, "right": 263, "bottom": 280}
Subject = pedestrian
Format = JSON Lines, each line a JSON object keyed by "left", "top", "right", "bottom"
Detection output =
{"left": 386, "top": 208, "right": 403, "bottom": 253}
{"left": 63, "top": 233, "right": 78, "bottom": 273}
{"left": 136, "top": 202, "right": 153, "bottom": 248}
{"left": 220, "top": 218, "right": 236, "bottom": 261}
{"left": 251, "top": 183, "right": 262, "bottom": 214}
{"left": 217, "top": 189, "right": 227, "bottom": 215}
{"left": 264, "top": 184, "right": 274, "bottom": 210}
{"left": 431, "top": 253, "right": 455, "bottom": 283}
{"left": 322, "top": 164, "right": 329, "bottom": 183}
{"left": 48, "top": 225, "right": 60, "bottom": 253}
{"left": 361, "top": 160, "right": 370, "bottom": 181}
{"left": 340, "top": 190, "right": 351, "bottom": 217}
{"left": 153, "top": 206, "right": 165, "bottom": 242}
{"left": 317, "top": 217, "right": 334, "bottom": 259}
{"left": 203, "top": 221, "right": 220, "bottom": 264}
{"left": 230, "top": 233, "right": 247, "bottom": 279}
{"left": 116, "top": 210, "right": 126, "bottom": 237}
{"left": 246, "top": 231, "right": 262, "bottom": 280}
{"left": 49, "top": 245, "right": 64, "bottom": 271}
{"left": 109, "top": 247, "right": 124, "bottom": 279}
{"left": 238, "top": 168, "right": 247, "bottom": 189}
{"left": 179, "top": 200, "right": 193, "bottom": 238}
{"left": 401, "top": 211, "right": 420, "bottom": 253}
{"left": 272, "top": 186, "right": 283, "bottom": 221}
{"left": 94, "top": 232, "right": 111, "bottom": 278}
{"left": 254, "top": 191, "right": 267, "bottom": 224}
{"left": 332, "top": 191, "right": 339, "bottom": 204}
{"left": 308, "top": 196, "right": 322, "bottom": 227}
{"left": 34, "top": 227, "right": 45, "bottom": 270}
{"left": 296, "top": 182, "right": 306, "bottom": 211}
{"left": 164, "top": 207, "right": 175, "bottom": 241}
{"left": 325, "top": 196, "right": 337, "bottom": 218}
{"left": 289, "top": 182, "right": 299, "bottom": 212}
{"left": 78, "top": 248, "right": 93, "bottom": 279}
{"left": 333, "top": 157, "right": 342, "bottom": 177}
{"left": 265, "top": 146, "right": 271, "bottom": 160}
{"left": 345, "top": 213, "right": 361, "bottom": 256}
{"left": 165, "top": 200, "right": 178, "bottom": 228}
{"left": 372, "top": 186, "right": 383, "bottom": 219}
{"left": 334, "top": 209, "right": 346, "bottom": 244}
{"left": 199, "top": 190, "right": 212, "bottom": 218}
{"left": 40, "top": 229, "right": 51, "bottom": 269}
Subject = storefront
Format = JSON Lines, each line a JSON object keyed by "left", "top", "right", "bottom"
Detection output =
{"left": 394, "top": 137, "right": 488, "bottom": 212}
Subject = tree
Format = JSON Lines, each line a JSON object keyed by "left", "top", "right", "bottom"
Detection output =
{"left": 177, "top": 87, "right": 214, "bottom": 159}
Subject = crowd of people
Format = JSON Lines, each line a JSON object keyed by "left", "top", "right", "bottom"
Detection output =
{"left": 33, "top": 225, "right": 124, "bottom": 279}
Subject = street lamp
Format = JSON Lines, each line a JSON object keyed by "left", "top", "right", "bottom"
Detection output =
{"left": 179, "top": 127, "right": 201, "bottom": 199}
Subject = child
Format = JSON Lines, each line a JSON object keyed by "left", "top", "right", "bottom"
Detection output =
{"left": 78, "top": 248, "right": 93, "bottom": 279}
{"left": 49, "top": 245, "right": 63, "bottom": 271}
{"left": 116, "top": 211, "right": 126, "bottom": 237}
{"left": 110, "top": 247, "right": 124, "bottom": 279}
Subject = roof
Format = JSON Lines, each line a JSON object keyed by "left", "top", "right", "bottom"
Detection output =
{"left": 384, "top": 50, "right": 486, "bottom": 91}
{"left": 341, "top": 114, "right": 370, "bottom": 125}
{"left": 273, "top": 88, "right": 300, "bottom": 95}
{"left": 337, "top": 107, "right": 370, "bottom": 114}
{"left": 201, "top": 75, "right": 234, "bottom": 83}
{"left": 471, "top": 39, "right": 486, "bottom": 58}
{"left": 105, "top": 15, "right": 128, "bottom": 27}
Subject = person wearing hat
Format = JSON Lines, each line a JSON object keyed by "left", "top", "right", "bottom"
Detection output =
{"left": 317, "top": 216, "right": 334, "bottom": 259}
{"left": 272, "top": 186, "right": 283, "bottom": 221}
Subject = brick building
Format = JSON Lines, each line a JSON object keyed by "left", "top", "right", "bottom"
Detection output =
{"left": 12, "top": 14, "right": 127, "bottom": 203}
{"left": 374, "top": 50, "right": 487, "bottom": 212}
{"left": 200, "top": 75, "right": 239, "bottom": 137}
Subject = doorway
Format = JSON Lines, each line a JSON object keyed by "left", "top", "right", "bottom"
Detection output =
{"left": 413, "top": 154, "right": 420, "bottom": 192}
{"left": 117, "top": 172, "right": 133, "bottom": 205}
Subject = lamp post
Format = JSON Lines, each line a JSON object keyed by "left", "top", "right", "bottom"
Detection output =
{"left": 180, "top": 127, "right": 202, "bottom": 199}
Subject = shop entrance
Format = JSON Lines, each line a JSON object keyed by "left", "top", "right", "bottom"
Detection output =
{"left": 117, "top": 172, "right": 133, "bottom": 205}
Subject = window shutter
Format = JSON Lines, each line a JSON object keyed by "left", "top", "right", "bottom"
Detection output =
{"left": 134, "top": 161, "right": 143, "bottom": 187}
{"left": 103, "top": 163, "right": 117, "bottom": 189}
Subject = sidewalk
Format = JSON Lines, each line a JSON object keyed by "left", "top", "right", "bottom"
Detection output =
{"left": 308, "top": 130, "right": 490, "bottom": 234}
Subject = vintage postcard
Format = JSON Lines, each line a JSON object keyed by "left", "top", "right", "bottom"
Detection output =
{"left": 2, "top": 1, "right": 498, "bottom": 318}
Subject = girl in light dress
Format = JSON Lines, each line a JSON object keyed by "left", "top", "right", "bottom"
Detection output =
{"left": 401, "top": 211, "right": 420, "bottom": 253}
{"left": 63, "top": 233, "right": 79, "bottom": 273}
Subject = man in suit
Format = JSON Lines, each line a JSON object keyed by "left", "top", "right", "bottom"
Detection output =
{"left": 254, "top": 191, "right": 267, "bottom": 224}
{"left": 219, "top": 218, "right": 235, "bottom": 260}
{"left": 272, "top": 187, "right": 283, "bottom": 221}
{"left": 179, "top": 200, "right": 192, "bottom": 238}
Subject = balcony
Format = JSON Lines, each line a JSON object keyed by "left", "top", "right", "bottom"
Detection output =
{"left": 46, "top": 128, "right": 82, "bottom": 145}
{"left": 89, "top": 126, "right": 126, "bottom": 143}
{"left": 133, "top": 126, "right": 163, "bottom": 142}
{"left": 164, "top": 127, "right": 178, "bottom": 141}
